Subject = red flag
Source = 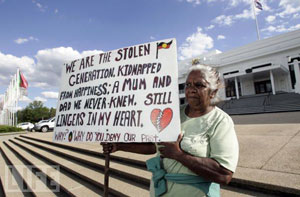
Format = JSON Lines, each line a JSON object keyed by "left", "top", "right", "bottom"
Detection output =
{"left": 20, "top": 72, "right": 28, "bottom": 89}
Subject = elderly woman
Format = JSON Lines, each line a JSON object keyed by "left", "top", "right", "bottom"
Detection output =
{"left": 102, "top": 60, "right": 239, "bottom": 197}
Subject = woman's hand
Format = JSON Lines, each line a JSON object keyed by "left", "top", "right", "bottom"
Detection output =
{"left": 101, "top": 143, "right": 118, "bottom": 154}
{"left": 158, "top": 134, "right": 184, "bottom": 160}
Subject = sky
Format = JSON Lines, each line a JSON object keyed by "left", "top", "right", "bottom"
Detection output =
{"left": 0, "top": 0, "right": 299, "bottom": 109}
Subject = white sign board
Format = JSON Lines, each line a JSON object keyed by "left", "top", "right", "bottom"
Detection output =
{"left": 53, "top": 39, "right": 180, "bottom": 143}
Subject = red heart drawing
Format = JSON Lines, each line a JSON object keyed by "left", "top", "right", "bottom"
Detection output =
{"left": 151, "top": 108, "right": 173, "bottom": 132}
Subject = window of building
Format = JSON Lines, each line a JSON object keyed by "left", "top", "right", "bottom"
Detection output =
{"left": 288, "top": 57, "right": 300, "bottom": 64}
{"left": 226, "top": 80, "right": 236, "bottom": 97}
{"left": 225, "top": 79, "right": 241, "bottom": 97}
{"left": 223, "top": 70, "right": 239, "bottom": 76}
{"left": 254, "top": 80, "right": 272, "bottom": 94}
{"left": 252, "top": 63, "right": 271, "bottom": 70}
{"left": 179, "top": 83, "right": 185, "bottom": 94}
{"left": 180, "top": 98, "right": 185, "bottom": 105}
{"left": 289, "top": 65, "right": 296, "bottom": 89}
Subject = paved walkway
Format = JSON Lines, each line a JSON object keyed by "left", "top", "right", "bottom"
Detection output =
{"left": 231, "top": 111, "right": 300, "bottom": 124}
{"left": 0, "top": 131, "right": 28, "bottom": 142}
{"left": 234, "top": 123, "right": 300, "bottom": 193}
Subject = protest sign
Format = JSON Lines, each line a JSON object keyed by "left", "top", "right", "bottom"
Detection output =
{"left": 53, "top": 39, "right": 180, "bottom": 143}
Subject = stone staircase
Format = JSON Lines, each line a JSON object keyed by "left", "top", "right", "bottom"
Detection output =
{"left": 1, "top": 133, "right": 299, "bottom": 197}
{"left": 220, "top": 93, "right": 300, "bottom": 115}
{"left": 0, "top": 134, "right": 152, "bottom": 197}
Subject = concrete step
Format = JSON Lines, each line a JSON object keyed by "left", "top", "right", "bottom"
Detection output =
{"left": 19, "top": 134, "right": 152, "bottom": 168}
{"left": 9, "top": 138, "right": 149, "bottom": 197}
{"left": 18, "top": 134, "right": 150, "bottom": 170}
{"left": 224, "top": 105, "right": 300, "bottom": 115}
{"left": 220, "top": 185, "right": 277, "bottom": 197}
{"left": 0, "top": 141, "right": 56, "bottom": 197}
{"left": 0, "top": 146, "right": 24, "bottom": 197}
{"left": 232, "top": 167, "right": 300, "bottom": 196}
{"left": 13, "top": 132, "right": 300, "bottom": 196}
{"left": 14, "top": 137, "right": 151, "bottom": 187}
{"left": 7, "top": 139, "right": 102, "bottom": 197}
{"left": 18, "top": 133, "right": 300, "bottom": 196}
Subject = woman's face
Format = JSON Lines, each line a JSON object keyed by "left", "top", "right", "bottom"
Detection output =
{"left": 185, "top": 70, "right": 214, "bottom": 110}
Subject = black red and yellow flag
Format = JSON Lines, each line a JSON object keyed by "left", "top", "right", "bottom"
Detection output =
{"left": 157, "top": 40, "right": 173, "bottom": 49}
{"left": 156, "top": 40, "right": 173, "bottom": 58}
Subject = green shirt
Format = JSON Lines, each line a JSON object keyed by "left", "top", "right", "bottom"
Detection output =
{"left": 150, "top": 105, "right": 239, "bottom": 197}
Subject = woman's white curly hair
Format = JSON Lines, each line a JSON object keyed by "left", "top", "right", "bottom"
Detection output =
{"left": 187, "top": 58, "right": 222, "bottom": 105}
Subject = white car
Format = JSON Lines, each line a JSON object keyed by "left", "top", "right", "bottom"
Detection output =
{"left": 33, "top": 117, "right": 55, "bottom": 132}
{"left": 17, "top": 122, "right": 34, "bottom": 131}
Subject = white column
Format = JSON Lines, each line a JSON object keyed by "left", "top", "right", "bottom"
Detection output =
{"left": 240, "top": 79, "right": 244, "bottom": 96}
{"left": 219, "top": 77, "right": 226, "bottom": 100}
{"left": 270, "top": 70, "right": 276, "bottom": 95}
{"left": 294, "top": 60, "right": 300, "bottom": 94}
{"left": 234, "top": 77, "right": 240, "bottom": 99}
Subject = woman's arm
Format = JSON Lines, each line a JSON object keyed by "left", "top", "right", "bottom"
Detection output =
{"left": 158, "top": 134, "right": 233, "bottom": 185}
{"left": 176, "top": 152, "right": 233, "bottom": 184}
{"left": 101, "top": 142, "right": 156, "bottom": 155}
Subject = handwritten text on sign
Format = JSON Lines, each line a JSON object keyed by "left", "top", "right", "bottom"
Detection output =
{"left": 53, "top": 39, "right": 180, "bottom": 143}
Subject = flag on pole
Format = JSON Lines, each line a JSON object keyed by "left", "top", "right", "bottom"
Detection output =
{"left": 157, "top": 40, "right": 173, "bottom": 50}
{"left": 252, "top": 0, "right": 262, "bottom": 40}
{"left": 156, "top": 40, "right": 173, "bottom": 59}
{"left": 254, "top": 0, "right": 263, "bottom": 10}
{"left": 19, "top": 71, "right": 28, "bottom": 89}
{"left": 17, "top": 70, "right": 28, "bottom": 97}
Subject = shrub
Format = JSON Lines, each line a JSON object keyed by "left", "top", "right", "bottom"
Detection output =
{"left": 0, "top": 125, "right": 23, "bottom": 133}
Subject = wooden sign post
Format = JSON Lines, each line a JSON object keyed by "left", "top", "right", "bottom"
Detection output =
{"left": 104, "top": 153, "right": 110, "bottom": 197}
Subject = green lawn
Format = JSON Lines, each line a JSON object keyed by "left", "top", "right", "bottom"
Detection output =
{"left": 0, "top": 125, "right": 24, "bottom": 133}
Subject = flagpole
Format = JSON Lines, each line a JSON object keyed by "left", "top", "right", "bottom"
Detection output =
{"left": 156, "top": 43, "right": 159, "bottom": 59}
{"left": 104, "top": 152, "right": 110, "bottom": 197}
{"left": 252, "top": 0, "right": 261, "bottom": 40}
{"left": 16, "top": 68, "right": 20, "bottom": 126}
{"left": 12, "top": 77, "right": 15, "bottom": 126}
{"left": 9, "top": 81, "right": 12, "bottom": 126}
{"left": 13, "top": 74, "right": 16, "bottom": 126}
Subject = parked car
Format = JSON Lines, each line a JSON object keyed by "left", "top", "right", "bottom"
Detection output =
{"left": 17, "top": 122, "right": 34, "bottom": 131}
{"left": 33, "top": 117, "right": 55, "bottom": 132}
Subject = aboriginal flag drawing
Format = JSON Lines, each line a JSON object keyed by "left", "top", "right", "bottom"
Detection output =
{"left": 156, "top": 40, "right": 173, "bottom": 59}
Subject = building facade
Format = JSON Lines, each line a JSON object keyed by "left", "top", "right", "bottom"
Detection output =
{"left": 178, "top": 29, "right": 300, "bottom": 104}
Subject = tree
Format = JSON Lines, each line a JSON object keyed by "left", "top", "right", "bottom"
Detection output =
{"left": 17, "top": 101, "right": 56, "bottom": 123}
{"left": 49, "top": 107, "right": 56, "bottom": 118}
{"left": 28, "top": 101, "right": 49, "bottom": 122}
